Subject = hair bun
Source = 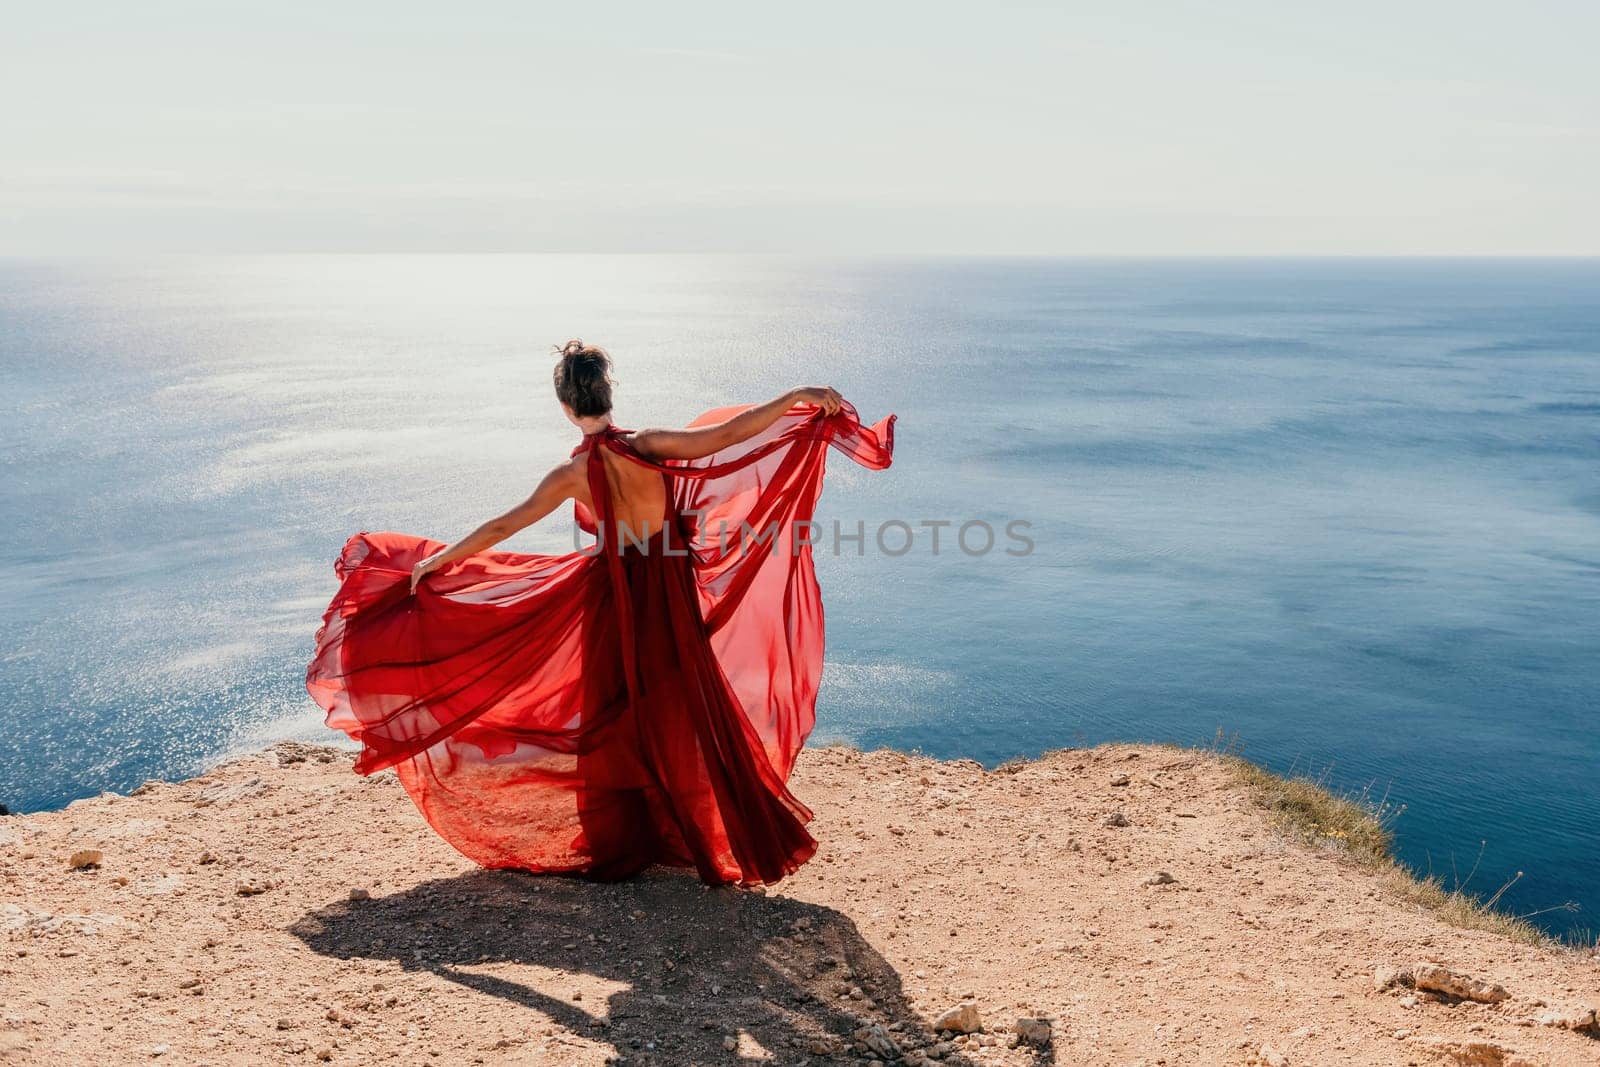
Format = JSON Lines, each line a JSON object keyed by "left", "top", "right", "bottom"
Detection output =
{"left": 552, "top": 339, "right": 614, "bottom": 416}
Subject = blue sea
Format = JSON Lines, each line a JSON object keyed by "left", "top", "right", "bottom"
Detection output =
{"left": 2, "top": 256, "right": 1596, "bottom": 936}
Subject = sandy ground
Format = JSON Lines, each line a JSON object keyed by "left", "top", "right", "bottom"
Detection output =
{"left": 3, "top": 742, "right": 1598, "bottom": 1066}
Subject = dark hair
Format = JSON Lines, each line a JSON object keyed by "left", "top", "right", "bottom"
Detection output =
{"left": 552, "top": 339, "right": 613, "bottom": 416}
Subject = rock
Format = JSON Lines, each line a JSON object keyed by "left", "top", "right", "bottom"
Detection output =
{"left": 1109, "top": 773, "right": 1131, "bottom": 787}
{"left": 1536, "top": 1005, "right": 1598, "bottom": 1032}
{"left": 2, "top": 904, "right": 131, "bottom": 937}
{"left": 68, "top": 849, "right": 103, "bottom": 870}
{"left": 0, "top": 803, "right": 9, "bottom": 816}
{"left": 1013, "top": 1016, "right": 1052, "bottom": 1047}
{"left": 193, "top": 779, "right": 268, "bottom": 808}
{"left": 1423, "top": 1037, "right": 1529, "bottom": 1066}
{"left": 1411, "top": 963, "right": 1509, "bottom": 1004}
{"left": 1143, "top": 871, "right": 1176, "bottom": 887}
{"left": 933, "top": 1001, "right": 983, "bottom": 1034}
{"left": 852, "top": 1023, "right": 900, "bottom": 1058}
{"left": 197, "top": 851, "right": 217, "bottom": 865}
{"left": 272, "top": 742, "right": 342, "bottom": 766}
{"left": 151, "top": 1045, "right": 169, "bottom": 1057}
{"left": 1102, "top": 810, "right": 1130, "bottom": 827}
{"left": 235, "top": 877, "right": 272, "bottom": 896}
{"left": 1373, "top": 964, "right": 1414, "bottom": 991}
{"left": 1257, "top": 1043, "right": 1288, "bottom": 1067}
{"left": 348, "top": 888, "right": 371, "bottom": 902}
{"left": 807, "top": 1035, "right": 843, "bottom": 1055}
{"left": 721, "top": 1034, "right": 737, "bottom": 1051}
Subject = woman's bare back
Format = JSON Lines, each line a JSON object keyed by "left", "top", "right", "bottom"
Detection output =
{"left": 570, "top": 435, "right": 669, "bottom": 545}
{"left": 405, "top": 387, "right": 844, "bottom": 592}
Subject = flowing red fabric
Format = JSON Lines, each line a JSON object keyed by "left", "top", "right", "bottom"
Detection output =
{"left": 306, "top": 401, "right": 894, "bottom": 885}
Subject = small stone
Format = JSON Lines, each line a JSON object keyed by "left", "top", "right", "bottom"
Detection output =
{"left": 933, "top": 1001, "right": 983, "bottom": 1034}
{"left": 722, "top": 1035, "right": 737, "bottom": 1051}
{"left": 192, "top": 778, "right": 268, "bottom": 808}
{"left": 69, "top": 849, "right": 104, "bottom": 870}
{"left": 1411, "top": 963, "right": 1508, "bottom": 1004}
{"left": 1537, "top": 1006, "right": 1598, "bottom": 1032}
{"left": 315, "top": 1049, "right": 333, "bottom": 1062}
{"left": 348, "top": 888, "right": 371, "bottom": 901}
{"left": 1102, "top": 810, "right": 1130, "bottom": 828}
{"left": 1109, "top": 773, "right": 1130, "bottom": 787}
{"left": 851, "top": 1023, "right": 901, "bottom": 1058}
{"left": 235, "top": 877, "right": 272, "bottom": 896}
{"left": 197, "top": 851, "right": 216, "bottom": 865}
{"left": 1143, "top": 871, "right": 1176, "bottom": 887}
{"left": 1373, "top": 964, "right": 1413, "bottom": 992}
{"left": 1258, "top": 1043, "right": 1288, "bottom": 1067}
{"left": 274, "top": 743, "right": 310, "bottom": 765}
{"left": 151, "top": 1046, "right": 169, "bottom": 1058}
{"left": 1014, "top": 1017, "right": 1052, "bottom": 1047}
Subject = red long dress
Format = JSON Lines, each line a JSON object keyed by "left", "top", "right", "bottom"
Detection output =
{"left": 305, "top": 401, "right": 895, "bottom": 885}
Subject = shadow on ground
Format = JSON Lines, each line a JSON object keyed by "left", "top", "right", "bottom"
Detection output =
{"left": 290, "top": 868, "right": 1054, "bottom": 1065}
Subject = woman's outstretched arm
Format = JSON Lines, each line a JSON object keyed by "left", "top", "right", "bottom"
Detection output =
{"left": 632, "top": 386, "right": 843, "bottom": 462}
{"left": 410, "top": 459, "right": 583, "bottom": 591}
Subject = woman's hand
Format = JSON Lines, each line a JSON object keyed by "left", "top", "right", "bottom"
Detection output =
{"left": 791, "top": 386, "right": 843, "bottom": 416}
{"left": 411, "top": 552, "right": 446, "bottom": 594}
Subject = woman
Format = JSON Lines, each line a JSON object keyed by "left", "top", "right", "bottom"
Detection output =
{"left": 306, "top": 340, "right": 895, "bottom": 885}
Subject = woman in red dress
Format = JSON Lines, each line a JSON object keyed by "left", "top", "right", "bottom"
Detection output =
{"left": 306, "top": 340, "right": 895, "bottom": 886}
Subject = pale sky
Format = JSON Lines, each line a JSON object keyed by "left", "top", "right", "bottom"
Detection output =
{"left": 3, "top": 1, "right": 1597, "bottom": 254}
